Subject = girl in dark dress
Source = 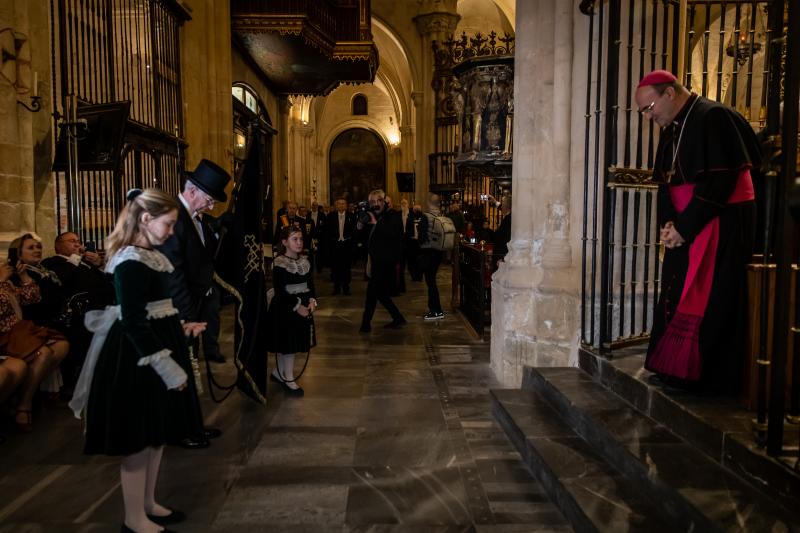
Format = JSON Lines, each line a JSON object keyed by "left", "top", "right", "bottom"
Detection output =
{"left": 268, "top": 226, "right": 317, "bottom": 396}
{"left": 69, "top": 188, "right": 206, "bottom": 533}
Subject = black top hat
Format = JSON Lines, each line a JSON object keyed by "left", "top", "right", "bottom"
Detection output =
{"left": 189, "top": 159, "right": 231, "bottom": 202}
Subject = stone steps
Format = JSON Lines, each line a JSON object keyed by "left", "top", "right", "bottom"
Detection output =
{"left": 578, "top": 348, "right": 800, "bottom": 513}
{"left": 501, "top": 366, "right": 800, "bottom": 532}
{"left": 491, "top": 388, "right": 674, "bottom": 533}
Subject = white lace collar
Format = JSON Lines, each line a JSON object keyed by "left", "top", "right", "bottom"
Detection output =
{"left": 106, "top": 246, "right": 174, "bottom": 274}
{"left": 273, "top": 254, "right": 310, "bottom": 275}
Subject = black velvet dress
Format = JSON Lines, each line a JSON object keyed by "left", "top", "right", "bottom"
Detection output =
{"left": 267, "top": 254, "right": 316, "bottom": 354}
{"left": 83, "top": 247, "right": 204, "bottom": 456}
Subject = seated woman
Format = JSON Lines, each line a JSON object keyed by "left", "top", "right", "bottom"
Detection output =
{"left": 12, "top": 233, "right": 91, "bottom": 393}
{"left": 9, "top": 234, "right": 67, "bottom": 330}
{"left": 0, "top": 257, "right": 69, "bottom": 432}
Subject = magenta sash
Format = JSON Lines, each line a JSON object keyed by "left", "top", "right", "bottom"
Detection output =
{"left": 648, "top": 169, "right": 754, "bottom": 380}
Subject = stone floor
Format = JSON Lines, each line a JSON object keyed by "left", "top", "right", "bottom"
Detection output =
{"left": 0, "top": 266, "right": 571, "bottom": 532}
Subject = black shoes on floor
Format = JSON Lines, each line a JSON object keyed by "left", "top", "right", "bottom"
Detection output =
{"left": 147, "top": 507, "right": 186, "bottom": 526}
{"left": 270, "top": 373, "right": 305, "bottom": 397}
{"left": 383, "top": 318, "right": 408, "bottom": 329}
{"left": 179, "top": 427, "right": 221, "bottom": 449}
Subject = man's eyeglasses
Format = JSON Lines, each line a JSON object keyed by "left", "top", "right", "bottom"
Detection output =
{"left": 638, "top": 101, "right": 656, "bottom": 115}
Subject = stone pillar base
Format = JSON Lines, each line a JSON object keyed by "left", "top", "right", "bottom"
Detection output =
{"left": 490, "top": 241, "right": 580, "bottom": 387}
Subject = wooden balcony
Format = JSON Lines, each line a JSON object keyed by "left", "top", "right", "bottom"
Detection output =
{"left": 231, "top": 0, "right": 378, "bottom": 95}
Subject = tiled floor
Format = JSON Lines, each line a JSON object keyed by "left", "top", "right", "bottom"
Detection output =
{"left": 0, "top": 266, "right": 571, "bottom": 532}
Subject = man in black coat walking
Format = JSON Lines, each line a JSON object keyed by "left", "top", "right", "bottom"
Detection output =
{"left": 157, "top": 158, "right": 230, "bottom": 449}
{"left": 359, "top": 189, "right": 406, "bottom": 332}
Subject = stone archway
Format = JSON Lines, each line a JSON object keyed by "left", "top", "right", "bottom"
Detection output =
{"left": 328, "top": 128, "right": 386, "bottom": 204}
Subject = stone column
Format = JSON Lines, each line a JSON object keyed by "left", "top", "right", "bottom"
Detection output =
{"left": 411, "top": 91, "right": 424, "bottom": 203}
{"left": 312, "top": 146, "right": 326, "bottom": 205}
{"left": 413, "top": 4, "right": 459, "bottom": 196}
{"left": 0, "top": 0, "right": 56, "bottom": 255}
{"left": 490, "top": 0, "right": 579, "bottom": 386}
{"left": 287, "top": 122, "right": 314, "bottom": 205}
{"left": 400, "top": 124, "right": 415, "bottom": 171}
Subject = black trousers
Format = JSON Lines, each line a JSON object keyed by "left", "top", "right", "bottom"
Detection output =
{"left": 199, "top": 285, "right": 221, "bottom": 359}
{"left": 361, "top": 266, "right": 404, "bottom": 326}
{"left": 419, "top": 249, "right": 443, "bottom": 313}
{"left": 331, "top": 240, "right": 353, "bottom": 290}
{"left": 406, "top": 241, "right": 422, "bottom": 281}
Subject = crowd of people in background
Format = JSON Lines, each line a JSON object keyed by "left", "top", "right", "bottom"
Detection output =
{"left": 272, "top": 189, "right": 512, "bottom": 330}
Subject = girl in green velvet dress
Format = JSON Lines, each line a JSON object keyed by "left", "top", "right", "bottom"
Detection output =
{"left": 69, "top": 188, "right": 206, "bottom": 533}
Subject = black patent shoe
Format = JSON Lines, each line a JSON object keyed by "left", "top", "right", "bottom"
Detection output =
{"left": 204, "top": 427, "right": 222, "bottom": 439}
{"left": 121, "top": 525, "right": 176, "bottom": 533}
{"left": 270, "top": 373, "right": 304, "bottom": 397}
{"left": 147, "top": 507, "right": 186, "bottom": 525}
{"left": 180, "top": 436, "right": 210, "bottom": 449}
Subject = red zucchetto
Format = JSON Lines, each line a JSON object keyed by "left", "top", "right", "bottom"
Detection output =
{"left": 637, "top": 70, "right": 678, "bottom": 89}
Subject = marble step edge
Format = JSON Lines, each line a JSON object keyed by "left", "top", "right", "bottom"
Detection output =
{"left": 577, "top": 348, "right": 800, "bottom": 513}
{"left": 523, "top": 366, "right": 800, "bottom": 533}
{"left": 490, "top": 389, "right": 676, "bottom": 533}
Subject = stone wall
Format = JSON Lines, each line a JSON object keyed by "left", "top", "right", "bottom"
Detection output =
{"left": 0, "top": 0, "right": 57, "bottom": 256}
{"left": 181, "top": 0, "right": 233, "bottom": 190}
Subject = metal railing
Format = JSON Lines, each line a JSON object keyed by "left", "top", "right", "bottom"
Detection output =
{"left": 52, "top": 0, "right": 189, "bottom": 246}
{"left": 457, "top": 240, "right": 501, "bottom": 337}
{"left": 579, "top": 0, "right": 681, "bottom": 351}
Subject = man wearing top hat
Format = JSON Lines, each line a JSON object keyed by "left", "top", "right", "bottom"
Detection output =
{"left": 158, "top": 158, "right": 231, "bottom": 448}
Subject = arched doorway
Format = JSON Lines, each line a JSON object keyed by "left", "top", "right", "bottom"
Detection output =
{"left": 329, "top": 128, "right": 386, "bottom": 204}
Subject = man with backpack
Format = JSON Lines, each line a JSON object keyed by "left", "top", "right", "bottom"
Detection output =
{"left": 418, "top": 194, "right": 456, "bottom": 320}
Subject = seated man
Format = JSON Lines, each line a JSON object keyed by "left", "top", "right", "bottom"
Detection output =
{"left": 41, "top": 232, "right": 115, "bottom": 390}
{"left": 42, "top": 232, "right": 115, "bottom": 312}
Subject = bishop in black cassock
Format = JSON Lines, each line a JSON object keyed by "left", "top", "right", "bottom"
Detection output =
{"left": 636, "top": 71, "right": 761, "bottom": 394}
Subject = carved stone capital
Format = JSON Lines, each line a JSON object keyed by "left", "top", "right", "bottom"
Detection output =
{"left": 413, "top": 12, "right": 460, "bottom": 37}
{"left": 411, "top": 91, "right": 425, "bottom": 108}
{"left": 399, "top": 125, "right": 415, "bottom": 135}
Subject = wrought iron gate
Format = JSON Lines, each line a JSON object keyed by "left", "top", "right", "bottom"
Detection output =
{"left": 579, "top": 0, "right": 800, "bottom": 461}
{"left": 579, "top": 0, "right": 682, "bottom": 351}
{"left": 51, "top": 0, "right": 189, "bottom": 245}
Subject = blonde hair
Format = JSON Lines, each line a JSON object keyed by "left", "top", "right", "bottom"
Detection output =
{"left": 105, "top": 188, "right": 179, "bottom": 259}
